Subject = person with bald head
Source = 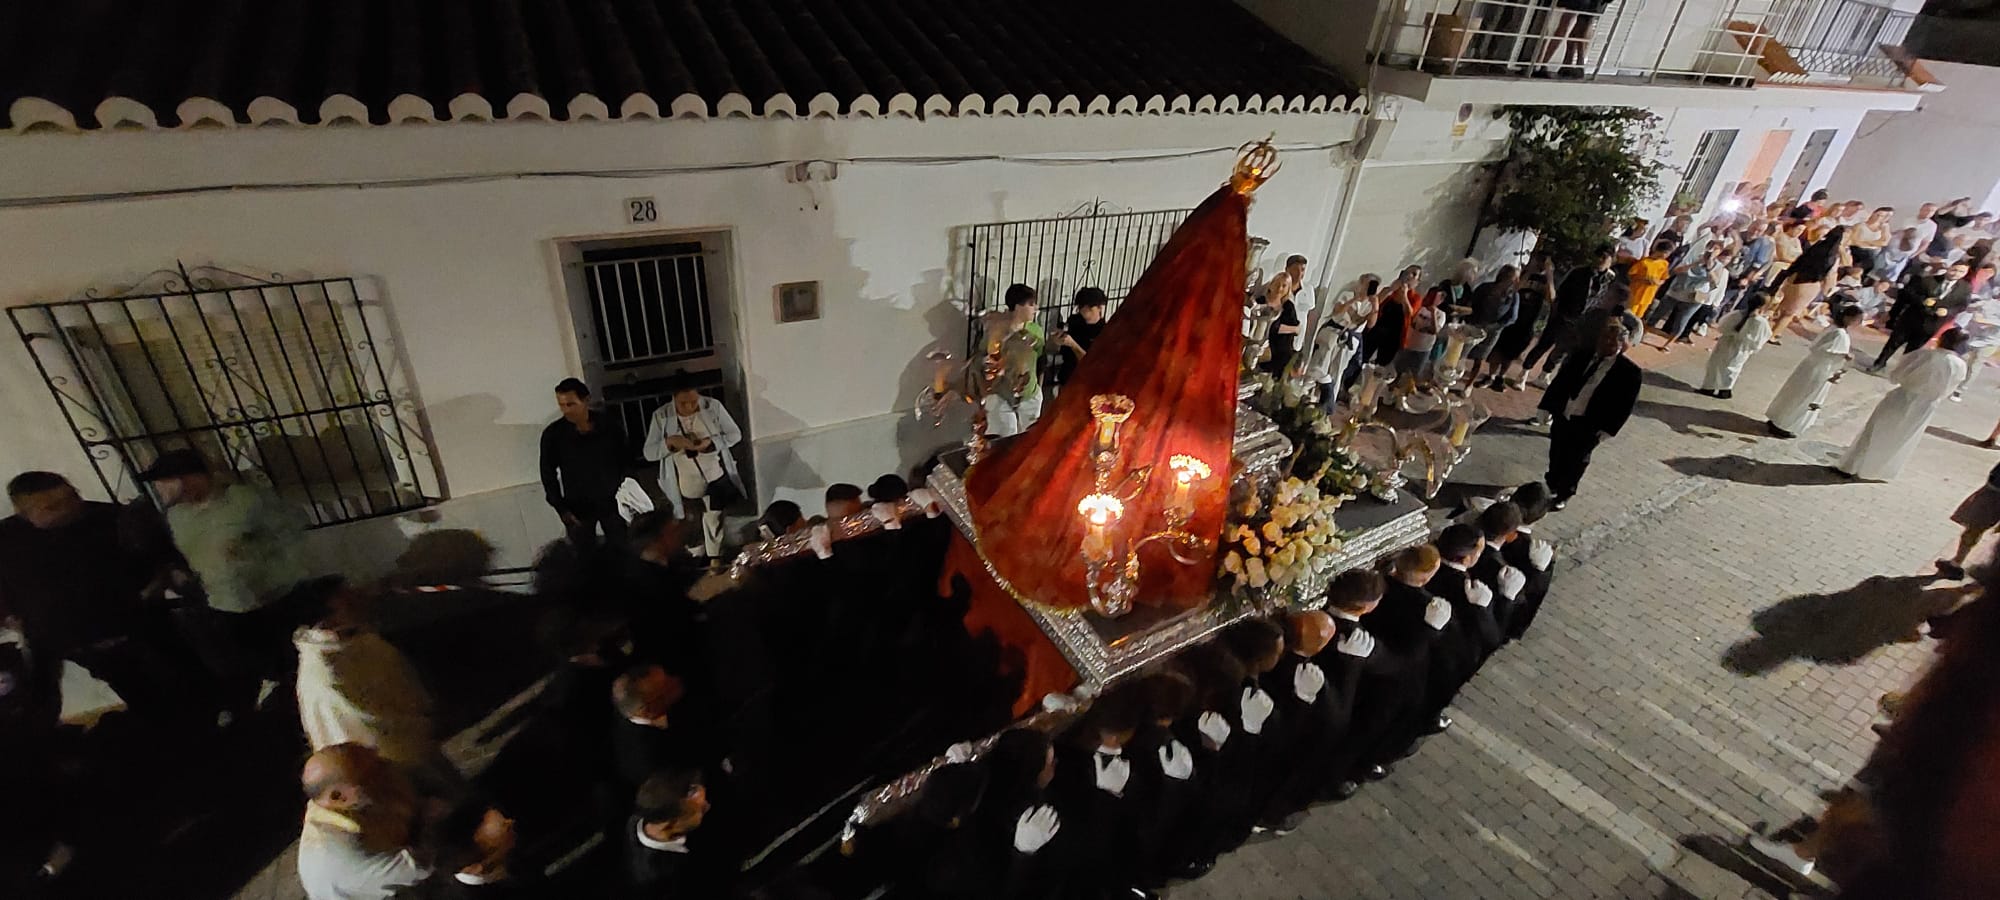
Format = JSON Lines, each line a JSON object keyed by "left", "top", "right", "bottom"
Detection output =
{"left": 297, "top": 742, "right": 430, "bottom": 899}
{"left": 297, "top": 742, "right": 520, "bottom": 900}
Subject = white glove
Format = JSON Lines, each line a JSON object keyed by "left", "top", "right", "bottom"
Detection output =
{"left": 1292, "top": 662, "right": 1326, "bottom": 703}
{"left": 808, "top": 524, "right": 834, "bottom": 560}
{"left": 613, "top": 478, "right": 655, "bottom": 523}
{"left": 1240, "top": 686, "right": 1275, "bottom": 735}
{"left": 945, "top": 741, "right": 975, "bottom": 764}
{"left": 1336, "top": 628, "right": 1376, "bottom": 658}
{"left": 1423, "top": 597, "right": 1453, "bottom": 629}
{"left": 1013, "top": 805, "right": 1061, "bottom": 854}
{"left": 1197, "top": 711, "right": 1232, "bottom": 749}
{"left": 869, "top": 502, "right": 903, "bottom": 530}
{"left": 1040, "top": 691, "right": 1082, "bottom": 713}
{"left": 1158, "top": 740, "right": 1194, "bottom": 781}
{"left": 1497, "top": 566, "right": 1527, "bottom": 601}
{"left": 1465, "top": 580, "right": 1493, "bottom": 608}
{"left": 907, "top": 488, "right": 945, "bottom": 518}
{"left": 1092, "top": 751, "right": 1131, "bottom": 796}
{"left": 1529, "top": 538, "right": 1554, "bottom": 570}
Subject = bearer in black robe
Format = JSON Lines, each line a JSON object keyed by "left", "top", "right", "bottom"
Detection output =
{"left": 1317, "top": 569, "right": 1389, "bottom": 801}
{"left": 969, "top": 728, "right": 1072, "bottom": 900}
{"left": 625, "top": 769, "right": 729, "bottom": 897}
{"left": 1124, "top": 670, "right": 1199, "bottom": 892}
{"left": 1050, "top": 684, "right": 1152, "bottom": 899}
{"left": 1470, "top": 501, "right": 1532, "bottom": 641}
{"left": 1362, "top": 545, "right": 1455, "bottom": 765}
{"left": 1425, "top": 525, "right": 1503, "bottom": 709}
{"left": 1257, "top": 607, "right": 1371, "bottom": 832}
{"left": 1499, "top": 483, "right": 1558, "bottom": 639}
{"left": 1203, "top": 619, "right": 1286, "bottom": 858}
{"left": 1163, "top": 642, "right": 1247, "bottom": 879}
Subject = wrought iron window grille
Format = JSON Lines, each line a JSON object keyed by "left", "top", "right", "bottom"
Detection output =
{"left": 9, "top": 263, "right": 443, "bottom": 527}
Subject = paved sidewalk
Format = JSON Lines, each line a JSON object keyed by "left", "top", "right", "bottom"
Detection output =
{"left": 1180, "top": 323, "right": 1998, "bottom": 899}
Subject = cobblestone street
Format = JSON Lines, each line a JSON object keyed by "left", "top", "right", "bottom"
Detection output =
{"left": 1179, "top": 325, "right": 1998, "bottom": 900}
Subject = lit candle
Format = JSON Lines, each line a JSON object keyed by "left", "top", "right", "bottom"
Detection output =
{"left": 1356, "top": 373, "right": 1382, "bottom": 412}
{"left": 1441, "top": 332, "right": 1466, "bottom": 368}
{"left": 1078, "top": 493, "right": 1123, "bottom": 562}
{"left": 1166, "top": 454, "right": 1211, "bottom": 519}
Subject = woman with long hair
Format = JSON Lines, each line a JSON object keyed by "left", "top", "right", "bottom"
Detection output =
{"left": 1769, "top": 225, "right": 1845, "bottom": 345}
{"left": 1700, "top": 292, "right": 1773, "bottom": 399}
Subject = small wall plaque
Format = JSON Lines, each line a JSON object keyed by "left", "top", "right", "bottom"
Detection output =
{"left": 775, "top": 281, "right": 821, "bottom": 323}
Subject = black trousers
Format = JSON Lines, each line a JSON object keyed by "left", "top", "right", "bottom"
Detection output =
{"left": 28, "top": 620, "right": 207, "bottom": 727}
{"left": 1546, "top": 414, "right": 1603, "bottom": 499}
{"left": 1523, "top": 319, "right": 1575, "bottom": 373}
{"left": 1875, "top": 320, "right": 1934, "bottom": 369}
{"left": 563, "top": 498, "right": 628, "bottom": 550}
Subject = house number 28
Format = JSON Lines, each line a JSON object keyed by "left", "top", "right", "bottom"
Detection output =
{"left": 626, "top": 197, "right": 659, "bottom": 224}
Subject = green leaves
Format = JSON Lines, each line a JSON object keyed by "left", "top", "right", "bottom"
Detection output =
{"left": 1489, "top": 106, "right": 1669, "bottom": 267}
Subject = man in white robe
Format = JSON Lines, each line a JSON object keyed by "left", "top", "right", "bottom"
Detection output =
{"left": 1767, "top": 306, "right": 1862, "bottom": 437}
{"left": 1838, "top": 330, "right": 1970, "bottom": 480}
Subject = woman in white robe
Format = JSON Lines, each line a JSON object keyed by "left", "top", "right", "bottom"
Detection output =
{"left": 1701, "top": 293, "right": 1774, "bottom": 398}
{"left": 1839, "top": 333, "right": 1971, "bottom": 480}
{"left": 1303, "top": 274, "right": 1381, "bottom": 412}
{"left": 1766, "top": 306, "right": 1862, "bottom": 437}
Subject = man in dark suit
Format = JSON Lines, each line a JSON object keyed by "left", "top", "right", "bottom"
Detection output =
{"left": 1874, "top": 261, "right": 1973, "bottom": 372}
{"left": 1539, "top": 318, "right": 1643, "bottom": 509}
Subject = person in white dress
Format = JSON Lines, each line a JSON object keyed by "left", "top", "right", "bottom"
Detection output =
{"left": 1302, "top": 273, "right": 1381, "bottom": 412}
{"left": 1766, "top": 306, "right": 1863, "bottom": 438}
{"left": 1700, "top": 293, "right": 1774, "bottom": 399}
{"left": 1838, "top": 330, "right": 1971, "bottom": 480}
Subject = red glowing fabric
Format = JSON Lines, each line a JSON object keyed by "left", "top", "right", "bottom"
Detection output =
{"left": 965, "top": 184, "right": 1248, "bottom": 612}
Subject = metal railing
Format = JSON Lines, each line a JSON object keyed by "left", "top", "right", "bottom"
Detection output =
{"left": 1764, "top": 0, "right": 1913, "bottom": 80}
{"left": 1770, "top": 0, "right": 1912, "bottom": 57}
{"left": 8, "top": 264, "right": 441, "bottom": 527}
{"left": 1374, "top": 0, "right": 1780, "bottom": 84}
{"left": 960, "top": 204, "right": 1190, "bottom": 362}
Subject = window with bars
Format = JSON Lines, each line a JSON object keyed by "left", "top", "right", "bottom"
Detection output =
{"left": 961, "top": 206, "right": 1191, "bottom": 363}
{"left": 1673, "top": 129, "right": 1740, "bottom": 213}
{"left": 581, "top": 242, "right": 715, "bottom": 368}
{"left": 8, "top": 267, "right": 441, "bottom": 527}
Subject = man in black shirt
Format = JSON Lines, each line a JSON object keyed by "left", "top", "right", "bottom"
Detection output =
{"left": 1525, "top": 246, "right": 1617, "bottom": 387}
{"left": 0, "top": 471, "right": 192, "bottom": 726}
{"left": 1056, "top": 287, "right": 1109, "bottom": 388}
{"left": 539, "top": 378, "right": 631, "bottom": 549}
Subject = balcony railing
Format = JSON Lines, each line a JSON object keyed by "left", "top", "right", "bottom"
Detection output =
{"left": 1764, "top": 0, "right": 1914, "bottom": 80}
{"left": 1372, "top": 0, "right": 1909, "bottom": 86}
{"left": 1374, "top": 0, "right": 1779, "bottom": 84}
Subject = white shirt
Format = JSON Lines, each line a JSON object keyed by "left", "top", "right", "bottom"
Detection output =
{"left": 1566, "top": 355, "right": 1618, "bottom": 420}
{"left": 636, "top": 821, "right": 692, "bottom": 853}
{"left": 297, "top": 804, "right": 431, "bottom": 900}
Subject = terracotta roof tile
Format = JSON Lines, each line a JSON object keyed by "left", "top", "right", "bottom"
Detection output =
{"left": 1, "top": 0, "right": 1357, "bottom": 132}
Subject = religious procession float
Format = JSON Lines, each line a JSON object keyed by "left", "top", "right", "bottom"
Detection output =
{"left": 722, "top": 140, "right": 1497, "bottom": 832}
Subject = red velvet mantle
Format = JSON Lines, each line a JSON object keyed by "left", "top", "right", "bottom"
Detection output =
{"left": 964, "top": 184, "right": 1249, "bottom": 613}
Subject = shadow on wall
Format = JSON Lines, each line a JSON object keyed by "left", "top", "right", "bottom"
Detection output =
{"left": 1721, "top": 574, "right": 1969, "bottom": 675}
{"left": 893, "top": 266, "right": 979, "bottom": 476}
{"left": 1401, "top": 163, "right": 1495, "bottom": 277}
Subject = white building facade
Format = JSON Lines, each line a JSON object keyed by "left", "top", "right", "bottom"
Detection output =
{"left": 0, "top": 0, "right": 1943, "bottom": 581}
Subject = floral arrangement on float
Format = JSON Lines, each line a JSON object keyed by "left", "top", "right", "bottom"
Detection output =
{"left": 1219, "top": 474, "right": 1348, "bottom": 602}
{"left": 1241, "top": 372, "right": 1395, "bottom": 501}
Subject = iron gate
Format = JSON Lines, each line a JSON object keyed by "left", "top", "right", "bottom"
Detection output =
{"left": 962, "top": 205, "right": 1191, "bottom": 363}
{"left": 8, "top": 264, "right": 440, "bottom": 527}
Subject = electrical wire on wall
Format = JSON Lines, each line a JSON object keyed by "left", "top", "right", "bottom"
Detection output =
{"left": 0, "top": 141, "right": 1353, "bottom": 211}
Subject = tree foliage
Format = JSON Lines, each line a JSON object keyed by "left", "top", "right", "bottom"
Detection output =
{"left": 1487, "top": 106, "right": 1669, "bottom": 267}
